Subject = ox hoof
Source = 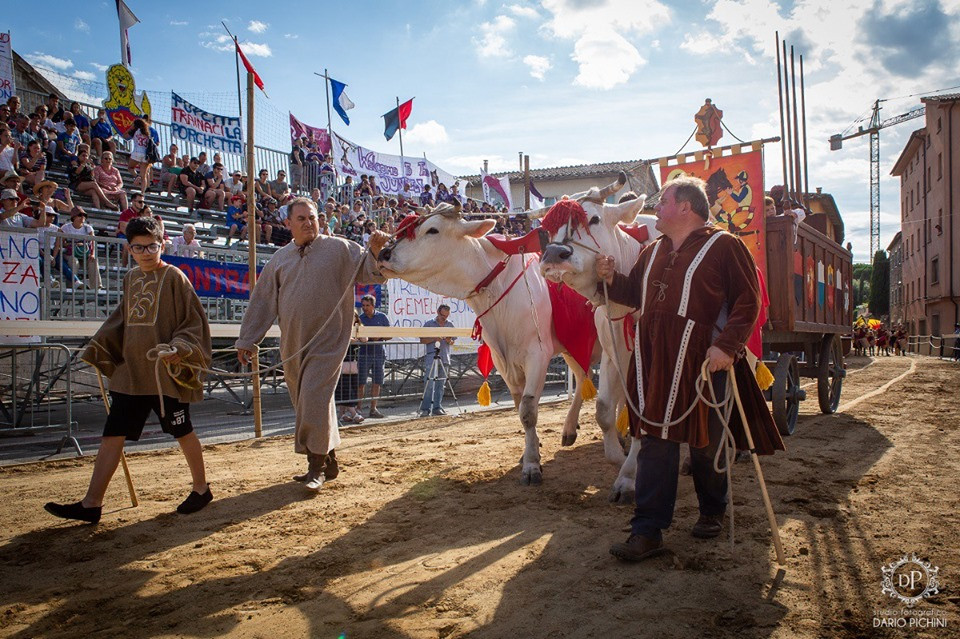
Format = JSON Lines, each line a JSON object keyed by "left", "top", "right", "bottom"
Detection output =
{"left": 521, "top": 466, "right": 543, "bottom": 486}
{"left": 609, "top": 480, "right": 635, "bottom": 505}
{"left": 561, "top": 431, "right": 578, "bottom": 447}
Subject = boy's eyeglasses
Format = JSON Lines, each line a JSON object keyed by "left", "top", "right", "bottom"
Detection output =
{"left": 129, "top": 243, "right": 161, "bottom": 254}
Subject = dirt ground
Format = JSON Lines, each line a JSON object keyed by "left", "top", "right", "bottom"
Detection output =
{"left": 1, "top": 355, "right": 958, "bottom": 638}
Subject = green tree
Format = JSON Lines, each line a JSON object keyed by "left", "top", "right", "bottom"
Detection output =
{"left": 869, "top": 251, "right": 889, "bottom": 316}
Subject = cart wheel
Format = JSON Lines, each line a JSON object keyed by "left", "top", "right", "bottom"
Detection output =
{"left": 772, "top": 353, "right": 801, "bottom": 436}
{"left": 817, "top": 334, "right": 844, "bottom": 414}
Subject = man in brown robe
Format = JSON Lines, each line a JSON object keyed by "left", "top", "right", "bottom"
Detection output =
{"left": 236, "top": 198, "right": 388, "bottom": 491}
{"left": 596, "top": 176, "right": 784, "bottom": 562}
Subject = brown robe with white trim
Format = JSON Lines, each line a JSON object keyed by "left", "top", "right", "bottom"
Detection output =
{"left": 602, "top": 226, "right": 784, "bottom": 454}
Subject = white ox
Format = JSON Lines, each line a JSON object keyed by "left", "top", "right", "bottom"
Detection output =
{"left": 537, "top": 181, "right": 660, "bottom": 503}
{"left": 376, "top": 197, "right": 621, "bottom": 486}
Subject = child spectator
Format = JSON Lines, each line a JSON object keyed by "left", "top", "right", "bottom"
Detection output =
{"left": 59, "top": 207, "right": 101, "bottom": 290}
{"left": 69, "top": 102, "right": 91, "bottom": 146}
{"left": 18, "top": 140, "right": 46, "bottom": 190}
{"left": 127, "top": 118, "right": 154, "bottom": 193}
{"left": 45, "top": 216, "right": 214, "bottom": 524}
{"left": 56, "top": 118, "right": 81, "bottom": 164}
{"left": 225, "top": 195, "right": 246, "bottom": 246}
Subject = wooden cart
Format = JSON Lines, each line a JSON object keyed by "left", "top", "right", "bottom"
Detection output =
{"left": 762, "top": 216, "right": 854, "bottom": 435}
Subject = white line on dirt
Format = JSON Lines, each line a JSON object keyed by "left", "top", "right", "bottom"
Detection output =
{"left": 835, "top": 358, "right": 917, "bottom": 413}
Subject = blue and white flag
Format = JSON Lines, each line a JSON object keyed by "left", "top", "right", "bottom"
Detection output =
{"left": 329, "top": 77, "right": 355, "bottom": 126}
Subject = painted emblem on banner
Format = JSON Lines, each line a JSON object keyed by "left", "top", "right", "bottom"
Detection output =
{"left": 102, "top": 63, "right": 151, "bottom": 136}
{"left": 694, "top": 99, "right": 723, "bottom": 148}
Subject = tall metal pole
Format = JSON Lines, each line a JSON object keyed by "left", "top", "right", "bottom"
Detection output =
{"left": 397, "top": 97, "right": 406, "bottom": 193}
{"left": 800, "top": 53, "right": 809, "bottom": 198}
{"left": 245, "top": 71, "right": 262, "bottom": 438}
{"left": 524, "top": 154, "right": 530, "bottom": 210}
{"left": 775, "top": 31, "right": 788, "bottom": 202}
{"left": 782, "top": 40, "right": 795, "bottom": 203}
{"left": 790, "top": 46, "right": 803, "bottom": 204}
{"left": 234, "top": 37, "right": 242, "bottom": 118}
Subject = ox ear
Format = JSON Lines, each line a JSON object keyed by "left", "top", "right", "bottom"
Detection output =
{"left": 462, "top": 218, "right": 496, "bottom": 238}
{"left": 608, "top": 194, "right": 647, "bottom": 223}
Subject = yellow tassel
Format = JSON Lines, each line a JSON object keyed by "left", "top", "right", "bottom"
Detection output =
{"left": 477, "top": 380, "right": 491, "bottom": 406}
{"left": 616, "top": 406, "right": 630, "bottom": 437}
{"left": 580, "top": 376, "right": 597, "bottom": 401}
{"left": 755, "top": 360, "right": 775, "bottom": 391}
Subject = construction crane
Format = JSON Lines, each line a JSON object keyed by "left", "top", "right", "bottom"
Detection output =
{"left": 830, "top": 99, "right": 925, "bottom": 262}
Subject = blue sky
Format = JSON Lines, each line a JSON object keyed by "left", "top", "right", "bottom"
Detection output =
{"left": 9, "top": 0, "right": 960, "bottom": 262}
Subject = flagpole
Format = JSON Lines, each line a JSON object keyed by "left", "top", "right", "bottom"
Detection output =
{"left": 397, "top": 97, "right": 406, "bottom": 194}
{"left": 244, "top": 70, "right": 263, "bottom": 439}
{"left": 222, "top": 23, "right": 243, "bottom": 120}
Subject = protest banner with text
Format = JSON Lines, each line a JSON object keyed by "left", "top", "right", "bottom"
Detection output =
{"left": 171, "top": 92, "right": 243, "bottom": 155}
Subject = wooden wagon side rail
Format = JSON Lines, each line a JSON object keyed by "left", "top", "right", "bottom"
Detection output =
{"left": 764, "top": 216, "right": 854, "bottom": 335}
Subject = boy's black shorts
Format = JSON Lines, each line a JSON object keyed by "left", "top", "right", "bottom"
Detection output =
{"left": 103, "top": 391, "right": 193, "bottom": 440}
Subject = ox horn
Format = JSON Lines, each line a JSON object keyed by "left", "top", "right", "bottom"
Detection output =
{"left": 579, "top": 171, "right": 627, "bottom": 203}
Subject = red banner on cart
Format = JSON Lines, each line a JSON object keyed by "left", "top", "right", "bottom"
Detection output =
{"left": 660, "top": 149, "right": 766, "bottom": 277}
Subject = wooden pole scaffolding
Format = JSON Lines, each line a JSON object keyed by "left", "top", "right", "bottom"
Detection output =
{"left": 397, "top": 97, "right": 406, "bottom": 193}
{"left": 781, "top": 39, "right": 795, "bottom": 204}
{"left": 790, "top": 46, "right": 803, "bottom": 205}
{"left": 800, "top": 54, "right": 810, "bottom": 198}
{"left": 245, "top": 71, "right": 263, "bottom": 438}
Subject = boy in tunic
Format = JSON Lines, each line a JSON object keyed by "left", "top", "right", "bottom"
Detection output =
{"left": 45, "top": 217, "right": 214, "bottom": 524}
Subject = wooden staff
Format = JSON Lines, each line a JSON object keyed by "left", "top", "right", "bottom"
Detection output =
{"left": 775, "top": 31, "right": 789, "bottom": 201}
{"left": 245, "top": 70, "right": 263, "bottom": 438}
{"left": 95, "top": 370, "right": 139, "bottom": 507}
{"left": 728, "top": 367, "right": 785, "bottom": 565}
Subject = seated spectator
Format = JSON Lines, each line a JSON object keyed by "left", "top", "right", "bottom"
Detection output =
{"left": 59, "top": 207, "right": 100, "bottom": 290}
{"left": 436, "top": 182, "right": 449, "bottom": 203}
{"left": 1, "top": 170, "right": 26, "bottom": 204}
{"left": 0, "top": 126, "right": 20, "bottom": 172}
{"left": 264, "top": 196, "right": 292, "bottom": 246}
{"left": 6, "top": 96, "right": 22, "bottom": 124}
{"left": 127, "top": 118, "right": 154, "bottom": 193}
{"left": 68, "top": 102, "right": 91, "bottom": 146}
{"left": 11, "top": 115, "right": 33, "bottom": 147}
{"left": 159, "top": 144, "right": 182, "bottom": 196}
{"left": 351, "top": 199, "right": 365, "bottom": 219}
{"left": 254, "top": 169, "right": 270, "bottom": 200}
{"left": 368, "top": 176, "right": 380, "bottom": 196}
{"left": 55, "top": 118, "right": 82, "bottom": 165}
{"left": 202, "top": 163, "right": 227, "bottom": 211}
{"left": 269, "top": 170, "right": 290, "bottom": 201}
{"left": 117, "top": 192, "right": 147, "bottom": 265}
{"left": 317, "top": 211, "right": 329, "bottom": 236}
{"left": 36, "top": 206, "right": 82, "bottom": 290}
{"left": 764, "top": 196, "right": 776, "bottom": 218}
{"left": 224, "top": 169, "right": 245, "bottom": 198}
{"left": 45, "top": 93, "right": 65, "bottom": 123}
{"left": 89, "top": 109, "right": 116, "bottom": 160}
{"left": 19, "top": 140, "right": 46, "bottom": 189}
{"left": 69, "top": 145, "right": 115, "bottom": 210}
{"left": 0, "top": 187, "right": 34, "bottom": 227}
{"left": 34, "top": 179, "right": 73, "bottom": 214}
{"left": 420, "top": 185, "right": 434, "bottom": 207}
{"left": 343, "top": 213, "right": 364, "bottom": 244}
{"left": 94, "top": 152, "right": 128, "bottom": 210}
{"left": 362, "top": 219, "right": 377, "bottom": 246}
{"left": 196, "top": 151, "right": 210, "bottom": 179}
{"left": 169, "top": 223, "right": 203, "bottom": 258}
{"left": 176, "top": 156, "right": 205, "bottom": 214}
{"left": 225, "top": 195, "right": 247, "bottom": 246}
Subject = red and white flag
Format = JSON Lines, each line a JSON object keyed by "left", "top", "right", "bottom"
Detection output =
{"left": 116, "top": 0, "right": 139, "bottom": 67}
{"left": 235, "top": 39, "right": 266, "bottom": 95}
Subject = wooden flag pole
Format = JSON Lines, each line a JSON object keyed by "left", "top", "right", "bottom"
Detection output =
{"left": 397, "top": 97, "right": 406, "bottom": 193}
{"left": 245, "top": 70, "right": 263, "bottom": 439}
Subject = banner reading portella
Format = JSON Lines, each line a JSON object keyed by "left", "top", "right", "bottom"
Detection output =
{"left": 659, "top": 149, "right": 767, "bottom": 277}
{"left": 171, "top": 93, "right": 243, "bottom": 155}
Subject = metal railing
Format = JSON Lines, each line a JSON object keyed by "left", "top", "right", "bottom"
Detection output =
{"left": 905, "top": 334, "right": 960, "bottom": 359}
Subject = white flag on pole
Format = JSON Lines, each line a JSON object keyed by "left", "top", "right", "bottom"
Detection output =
{"left": 116, "top": 0, "right": 140, "bottom": 67}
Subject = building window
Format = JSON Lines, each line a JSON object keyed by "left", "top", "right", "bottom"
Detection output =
{"left": 938, "top": 116, "right": 942, "bottom": 132}
{"left": 939, "top": 209, "right": 944, "bottom": 235}
{"left": 927, "top": 167, "right": 931, "bottom": 191}
{"left": 931, "top": 314, "right": 940, "bottom": 338}
{"left": 931, "top": 257, "right": 939, "bottom": 285}
{"left": 938, "top": 153, "right": 942, "bottom": 180}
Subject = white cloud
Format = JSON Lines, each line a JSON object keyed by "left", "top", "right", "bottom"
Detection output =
{"left": 200, "top": 34, "right": 273, "bottom": 57}
{"left": 72, "top": 70, "right": 97, "bottom": 81}
{"left": 474, "top": 15, "right": 516, "bottom": 58}
{"left": 241, "top": 42, "right": 272, "bottom": 57}
{"left": 90, "top": 62, "right": 109, "bottom": 72}
{"left": 540, "top": 0, "right": 670, "bottom": 89}
{"left": 170, "top": 20, "right": 189, "bottom": 26}
{"left": 24, "top": 53, "right": 73, "bottom": 70}
{"left": 284, "top": 33, "right": 299, "bottom": 39}
{"left": 506, "top": 4, "right": 539, "bottom": 18}
{"left": 75, "top": 18, "right": 89, "bottom": 33}
{"left": 573, "top": 29, "right": 644, "bottom": 89}
{"left": 404, "top": 120, "right": 450, "bottom": 146}
{"left": 248, "top": 20, "right": 269, "bottom": 34}
{"left": 523, "top": 54, "right": 551, "bottom": 80}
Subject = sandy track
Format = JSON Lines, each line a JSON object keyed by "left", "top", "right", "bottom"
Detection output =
{"left": 1, "top": 355, "right": 958, "bottom": 638}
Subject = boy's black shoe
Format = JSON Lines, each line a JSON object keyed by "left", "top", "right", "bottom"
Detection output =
{"left": 324, "top": 449, "right": 339, "bottom": 481}
{"left": 44, "top": 501, "right": 102, "bottom": 525}
{"left": 177, "top": 486, "right": 213, "bottom": 514}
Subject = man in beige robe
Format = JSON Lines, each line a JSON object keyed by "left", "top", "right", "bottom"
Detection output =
{"left": 237, "top": 197, "right": 388, "bottom": 490}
